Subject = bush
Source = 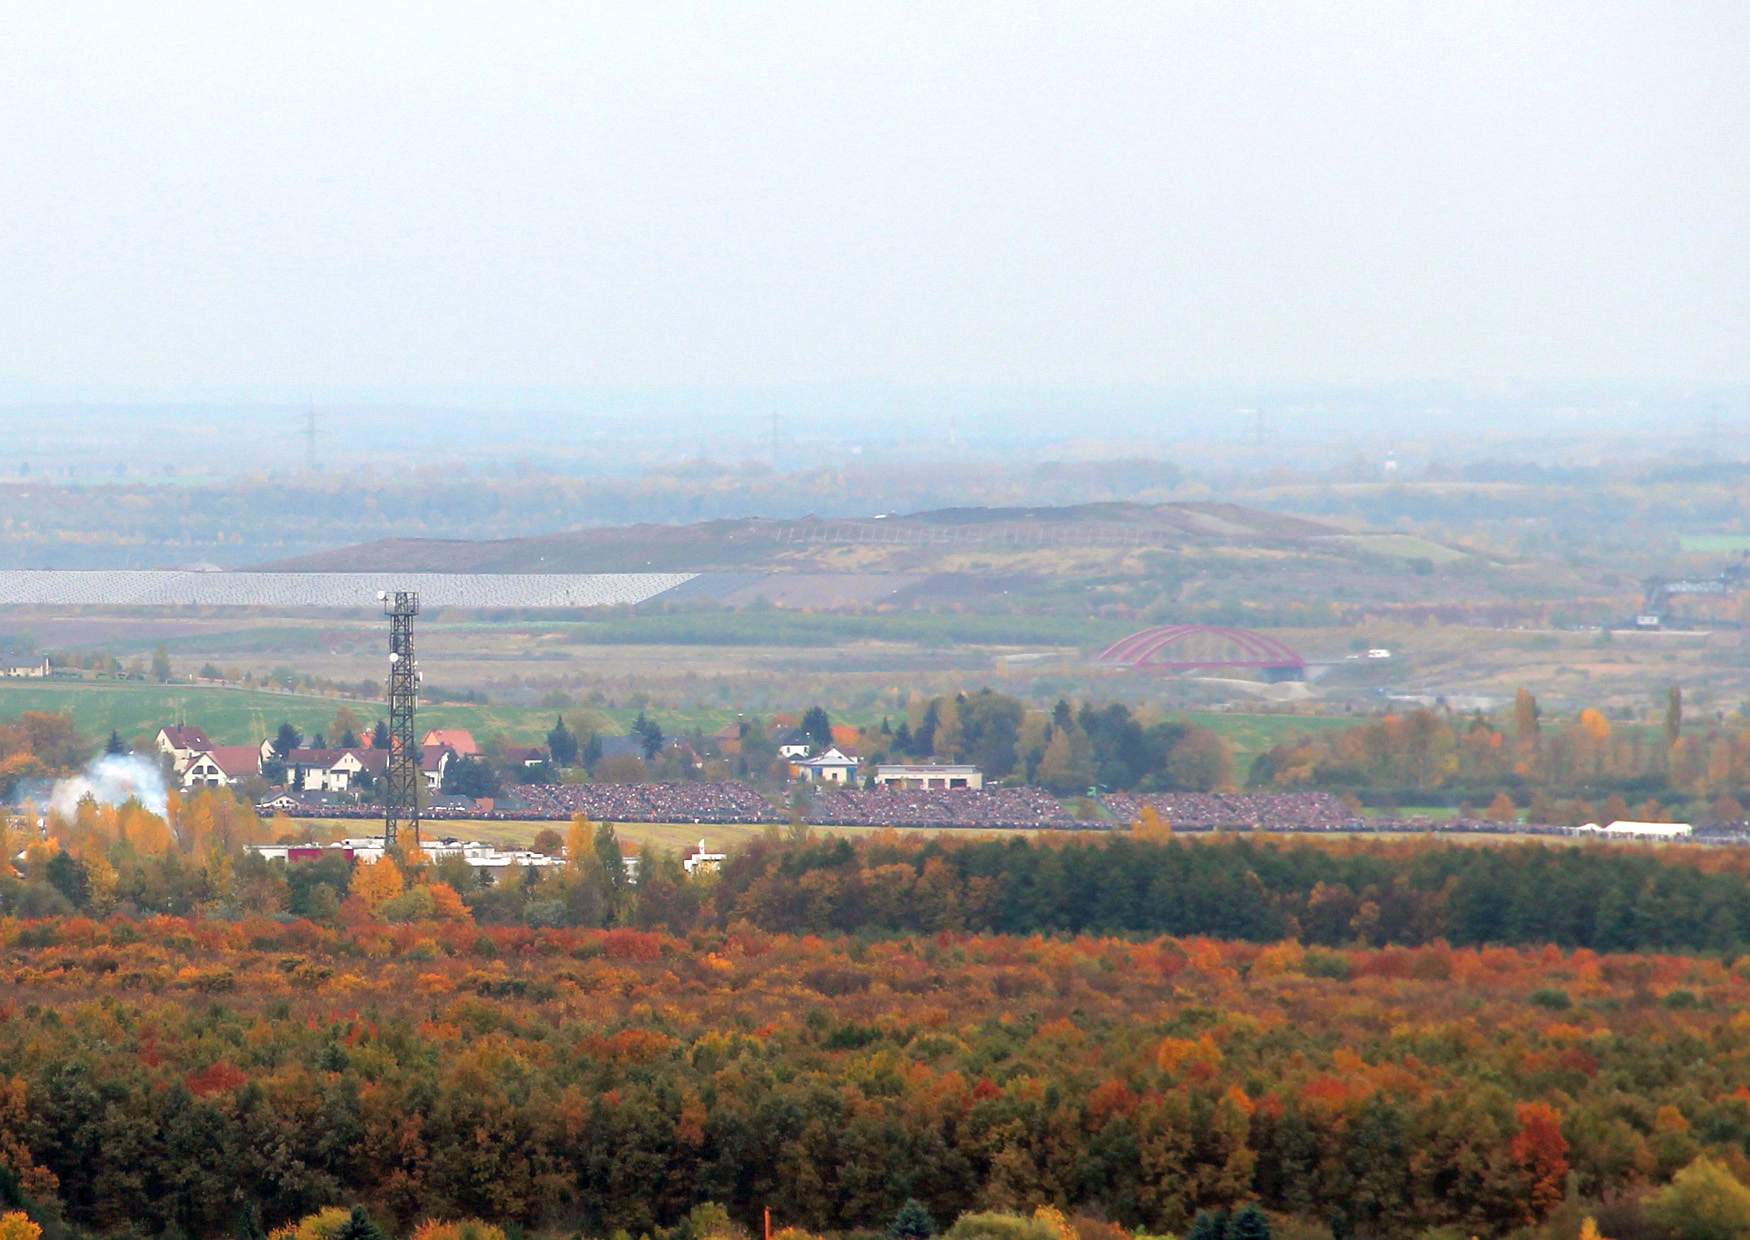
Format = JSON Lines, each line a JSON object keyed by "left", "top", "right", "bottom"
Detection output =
{"left": 410, "top": 1223, "right": 508, "bottom": 1240}
{"left": 1647, "top": 1156, "right": 1750, "bottom": 1239}
{"left": 943, "top": 1213, "right": 1059, "bottom": 1240}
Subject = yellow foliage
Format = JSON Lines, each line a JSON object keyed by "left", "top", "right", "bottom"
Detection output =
{"left": 0, "top": 1212, "right": 43, "bottom": 1240}
{"left": 350, "top": 856, "right": 405, "bottom": 912}
{"left": 267, "top": 1208, "right": 352, "bottom": 1240}
{"left": 1251, "top": 941, "right": 1305, "bottom": 977}
{"left": 409, "top": 1222, "right": 509, "bottom": 1240}
{"left": 1031, "top": 1207, "right": 1075, "bottom": 1240}
{"left": 1156, "top": 1032, "right": 1223, "bottom": 1075}
{"left": 1132, "top": 803, "right": 1173, "bottom": 841}
{"left": 566, "top": 813, "right": 594, "bottom": 872}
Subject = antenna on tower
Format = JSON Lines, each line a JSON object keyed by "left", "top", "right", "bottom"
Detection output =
{"left": 380, "top": 590, "right": 421, "bottom": 852}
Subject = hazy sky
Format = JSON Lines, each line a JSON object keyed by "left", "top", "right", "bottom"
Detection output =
{"left": 1, "top": 1, "right": 1745, "bottom": 405}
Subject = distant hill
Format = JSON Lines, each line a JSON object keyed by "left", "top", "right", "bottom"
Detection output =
{"left": 255, "top": 502, "right": 1347, "bottom": 574}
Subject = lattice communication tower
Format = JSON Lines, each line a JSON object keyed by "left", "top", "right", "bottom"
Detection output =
{"left": 381, "top": 590, "right": 420, "bottom": 850}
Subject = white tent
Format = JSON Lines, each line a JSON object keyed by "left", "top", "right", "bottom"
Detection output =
{"left": 1603, "top": 820, "right": 1692, "bottom": 839}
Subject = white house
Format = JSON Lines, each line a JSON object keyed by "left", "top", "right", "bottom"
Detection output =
{"left": 181, "top": 746, "right": 263, "bottom": 789}
{"left": 157, "top": 725, "right": 215, "bottom": 773}
{"left": 421, "top": 744, "right": 455, "bottom": 791}
{"left": 777, "top": 735, "right": 813, "bottom": 760}
{"left": 285, "top": 747, "right": 389, "bottom": 792}
{"left": 0, "top": 657, "right": 51, "bottom": 679}
{"left": 797, "top": 746, "right": 860, "bottom": 785}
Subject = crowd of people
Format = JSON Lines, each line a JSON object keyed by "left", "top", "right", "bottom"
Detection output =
{"left": 803, "top": 786, "right": 1082, "bottom": 829}
{"left": 512, "top": 781, "right": 781, "bottom": 824}
{"left": 1102, "top": 791, "right": 1363, "bottom": 831}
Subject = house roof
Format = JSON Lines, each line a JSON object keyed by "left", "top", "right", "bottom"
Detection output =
{"left": 502, "top": 746, "right": 548, "bottom": 764}
{"left": 161, "top": 724, "right": 212, "bottom": 749}
{"left": 801, "top": 746, "right": 859, "bottom": 767}
{"left": 422, "top": 729, "right": 479, "bottom": 756}
{"left": 195, "top": 746, "right": 262, "bottom": 778}
{"left": 420, "top": 744, "right": 455, "bottom": 773}
{"left": 286, "top": 747, "right": 389, "bottom": 772}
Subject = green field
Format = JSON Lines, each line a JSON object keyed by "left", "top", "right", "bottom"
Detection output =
{"left": 1679, "top": 534, "right": 1750, "bottom": 553}
{"left": 0, "top": 680, "right": 620, "bottom": 749}
{"left": 0, "top": 679, "right": 1358, "bottom": 764}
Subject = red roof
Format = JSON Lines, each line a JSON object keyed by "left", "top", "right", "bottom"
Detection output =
{"left": 161, "top": 724, "right": 212, "bottom": 749}
{"left": 195, "top": 746, "right": 262, "bottom": 778}
{"left": 422, "top": 729, "right": 479, "bottom": 757}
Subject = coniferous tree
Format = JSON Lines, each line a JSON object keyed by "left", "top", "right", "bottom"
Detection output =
{"left": 548, "top": 715, "right": 579, "bottom": 767}
{"left": 274, "top": 722, "right": 303, "bottom": 759}
{"left": 1228, "top": 1204, "right": 1271, "bottom": 1240}
{"left": 888, "top": 1199, "right": 936, "bottom": 1240}
{"left": 1188, "top": 1210, "right": 1228, "bottom": 1240}
{"left": 335, "top": 1206, "right": 384, "bottom": 1240}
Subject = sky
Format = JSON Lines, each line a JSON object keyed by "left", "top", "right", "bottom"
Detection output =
{"left": 0, "top": 1, "right": 1745, "bottom": 408}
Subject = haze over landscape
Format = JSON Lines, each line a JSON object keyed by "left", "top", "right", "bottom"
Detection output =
{"left": 1, "top": 6, "right": 1749, "bottom": 1240}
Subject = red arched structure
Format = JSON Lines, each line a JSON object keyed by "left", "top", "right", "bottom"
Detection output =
{"left": 1096, "top": 625, "right": 1306, "bottom": 674}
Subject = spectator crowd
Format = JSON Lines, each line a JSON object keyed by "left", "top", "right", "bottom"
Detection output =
{"left": 1102, "top": 791, "right": 1362, "bottom": 831}
{"left": 514, "top": 781, "right": 780, "bottom": 824}
{"left": 803, "top": 786, "right": 1081, "bottom": 829}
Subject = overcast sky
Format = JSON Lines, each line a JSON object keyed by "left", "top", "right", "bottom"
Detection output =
{"left": 0, "top": 1, "right": 1744, "bottom": 406}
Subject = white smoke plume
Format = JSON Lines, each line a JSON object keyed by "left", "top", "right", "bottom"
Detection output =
{"left": 47, "top": 753, "right": 170, "bottom": 820}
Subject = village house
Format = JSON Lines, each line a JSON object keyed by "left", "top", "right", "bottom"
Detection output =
{"left": 797, "top": 746, "right": 860, "bottom": 785}
{"left": 284, "top": 747, "right": 389, "bottom": 793}
{"left": 421, "top": 729, "right": 480, "bottom": 758}
{"left": 157, "top": 724, "right": 215, "bottom": 773}
{"left": 181, "top": 746, "right": 263, "bottom": 789}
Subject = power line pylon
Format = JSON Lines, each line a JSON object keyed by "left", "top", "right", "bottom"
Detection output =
{"left": 381, "top": 590, "right": 420, "bottom": 852}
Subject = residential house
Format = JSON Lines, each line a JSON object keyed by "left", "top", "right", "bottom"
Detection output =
{"left": 157, "top": 725, "right": 214, "bottom": 773}
{"left": 421, "top": 729, "right": 480, "bottom": 758}
{"left": 421, "top": 744, "right": 456, "bottom": 791}
{"left": 284, "top": 747, "right": 389, "bottom": 793}
{"left": 181, "top": 746, "right": 263, "bottom": 789}
{"left": 797, "top": 746, "right": 860, "bottom": 785}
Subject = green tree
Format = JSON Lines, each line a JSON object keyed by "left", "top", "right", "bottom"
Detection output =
{"left": 889, "top": 1199, "right": 936, "bottom": 1240}
{"left": 1187, "top": 1210, "right": 1228, "bottom": 1240}
{"left": 1647, "top": 1156, "right": 1750, "bottom": 1240}
{"left": 335, "top": 1207, "right": 384, "bottom": 1240}
{"left": 150, "top": 644, "right": 171, "bottom": 683}
{"left": 800, "top": 705, "right": 834, "bottom": 751}
{"left": 547, "top": 715, "right": 579, "bottom": 767}
{"left": 1227, "top": 1206, "right": 1270, "bottom": 1240}
{"left": 105, "top": 730, "right": 124, "bottom": 755}
{"left": 273, "top": 722, "right": 303, "bottom": 759}
{"left": 1666, "top": 684, "right": 1683, "bottom": 747}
